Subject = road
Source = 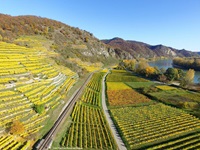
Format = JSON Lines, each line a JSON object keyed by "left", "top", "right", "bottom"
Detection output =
{"left": 35, "top": 73, "right": 93, "bottom": 150}
{"left": 101, "top": 72, "right": 127, "bottom": 150}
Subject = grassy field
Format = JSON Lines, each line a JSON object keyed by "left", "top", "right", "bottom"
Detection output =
{"left": 147, "top": 86, "right": 200, "bottom": 111}
{"left": 125, "top": 81, "right": 155, "bottom": 89}
{"left": 106, "top": 70, "right": 148, "bottom": 82}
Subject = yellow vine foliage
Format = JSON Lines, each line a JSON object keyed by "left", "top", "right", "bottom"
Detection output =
{"left": 10, "top": 120, "right": 25, "bottom": 135}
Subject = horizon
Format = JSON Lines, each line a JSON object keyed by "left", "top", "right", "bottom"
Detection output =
{"left": 1, "top": 0, "right": 200, "bottom": 52}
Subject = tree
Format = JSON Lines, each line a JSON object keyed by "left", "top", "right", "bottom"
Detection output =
{"left": 180, "top": 69, "right": 195, "bottom": 87}
{"left": 10, "top": 120, "right": 25, "bottom": 135}
{"left": 177, "top": 69, "right": 185, "bottom": 80}
{"left": 34, "top": 104, "right": 45, "bottom": 114}
{"left": 145, "top": 66, "right": 155, "bottom": 77}
{"left": 157, "top": 74, "right": 167, "bottom": 83}
{"left": 84, "top": 37, "right": 89, "bottom": 42}
{"left": 165, "top": 68, "right": 178, "bottom": 81}
{"left": 136, "top": 61, "right": 149, "bottom": 74}
{"left": 123, "top": 59, "right": 136, "bottom": 70}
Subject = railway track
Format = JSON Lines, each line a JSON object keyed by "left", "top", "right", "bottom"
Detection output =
{"left": 35, "top": 73, "right": 93, "bottom": 150}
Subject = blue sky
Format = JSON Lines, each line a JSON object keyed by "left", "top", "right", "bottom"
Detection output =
{"left": 1, "top": 0, "right": 200, "bottom": 51}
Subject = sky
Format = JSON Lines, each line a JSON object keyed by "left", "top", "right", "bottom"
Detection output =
{"left": 1, "top": 0, "right": 200, "bottom": 51}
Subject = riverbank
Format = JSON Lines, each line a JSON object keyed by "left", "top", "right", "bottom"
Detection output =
{"left": 148, "top": 59, "right": 200, "bottom": 83}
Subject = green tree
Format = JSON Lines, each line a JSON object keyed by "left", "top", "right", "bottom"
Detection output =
{"left": 34, "top": 104, "right": 45, "bottom": 114}
{"left": 165, "top": 68, "right": 178, "bottom": 81}
{"left": 180, "top": 69, "right": 195, "bottom": 87}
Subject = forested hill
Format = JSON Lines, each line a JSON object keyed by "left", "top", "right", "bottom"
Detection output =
{"left": 0, "top": 14, "right": 128, "bottom": 65}
{"left": 102, "top": 37, "right": 199, "bottom": 58}
{"left": 0, "top": 14, "right": 198, "bottom": 68}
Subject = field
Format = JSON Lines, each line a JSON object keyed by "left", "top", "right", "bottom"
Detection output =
{"left": 156, "top": 85, "right": 177, "bottom": 90}
{"left": 81, "top": 73, "right": 103, "bottom": 106}
{"left": 60, "top": 73, "right": 117, "bottom": 149}
{"left": 106, "top": 70, "right": 148, "bottom": 82}
{"left": 146, "top": 131, "right": 200, "bottom": 150}
{"left": 106, "top": 69, "right": 200, "bottom": 149}
{"left": 106, "top": 71, "right": 152, "bottom": 106}
{"left": 0, "top": 41, "right": 77, "bottom": 149}
{"left": 107, "top": 89, "right": 151, "bottom": 106}
{"left": 125, "top": 81, "right": 155, "bottom": 89}
{"left": 68, "top": 58, "right": 102, "bottom": 72}
{"left": 111, "top": 103, "right": 200, "bottom": 149}
{"left": 107, "top": 82, "right": 131, "bottom": 90}
{"left": 148, "top": 86, "right": 200, "bottom": 110}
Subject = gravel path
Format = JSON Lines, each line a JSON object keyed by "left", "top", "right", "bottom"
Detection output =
{"left": 101, "top": 72, "right": 127, "bottom": 150}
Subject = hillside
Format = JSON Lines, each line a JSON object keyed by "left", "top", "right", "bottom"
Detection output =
{"left": 102, "top": 37, "right": 199, "bottom": 58}
{"left": 0, "top": 14, "right": 124, "bottom": 73}
{"left": 1, "top": 14, "right": 198, "bottom": 68}
{"left": 0, "top": 41, "right": 78, "bottom": 149}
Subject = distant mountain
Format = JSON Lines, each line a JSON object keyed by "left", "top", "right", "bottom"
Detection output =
{"left": 102, "top": 37, "right": 199, "bottom": 58}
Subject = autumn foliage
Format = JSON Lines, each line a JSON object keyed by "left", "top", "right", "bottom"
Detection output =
{"left": 107, "top": 89, "right": 151, "bottom": 106}
{"left": 10, "top": 120, "right": 25, "bottom": 135}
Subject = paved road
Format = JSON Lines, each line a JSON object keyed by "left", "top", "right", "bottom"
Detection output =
{"left": 101, "top": 72, "right": 127, "bottom": 150}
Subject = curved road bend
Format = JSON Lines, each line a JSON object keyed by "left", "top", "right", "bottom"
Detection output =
{"left": 36, "top": 73, "right": 93, "bottom": 150}
{"left": 102, "top": 72, "right": 127, "bottom": 150}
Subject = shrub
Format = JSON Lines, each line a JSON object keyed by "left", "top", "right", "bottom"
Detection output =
{"left": 34, "top": 104, "right": 45, "bottom": 114}
{"left": 10, "top": 120, "right": 25, "bottom": 135}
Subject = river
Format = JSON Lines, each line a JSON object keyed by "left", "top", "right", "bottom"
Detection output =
{"left": 148, "top": 59, "right": 200, "bottom": 83}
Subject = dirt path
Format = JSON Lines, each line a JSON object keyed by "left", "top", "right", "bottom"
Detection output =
{"left": 101, "top": 72, "right": 127, "bottom": 150}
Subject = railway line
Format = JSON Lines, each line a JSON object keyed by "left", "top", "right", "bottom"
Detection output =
{"left": 35, "top": 73, "right": 93, "bottom": 150}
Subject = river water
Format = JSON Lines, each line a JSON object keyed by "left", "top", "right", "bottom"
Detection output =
{"left": 148, "top": 59, "right": 200, "bottom": 83}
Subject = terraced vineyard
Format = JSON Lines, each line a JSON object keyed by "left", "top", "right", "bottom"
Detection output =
{"left": 0, "top": 135, "right": 31, "bottom": 150}
{"left": 0, "top": 41, "right": 77, "bottom": 149}
{"left": 68, "top": 58, "right": 103, "bottom": 72}
{"left": 61, "top": 72, "right": 117, "bottom": 149}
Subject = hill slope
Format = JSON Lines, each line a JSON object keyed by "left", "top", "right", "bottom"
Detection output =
{"left": 0, "top": 14, "right": 124, "bottom": 70}
{"left": 102, "top": 37, "right": 199, "bottom": 58}
{"left": 0, "top": 13, "right": 198, "bottom": 69}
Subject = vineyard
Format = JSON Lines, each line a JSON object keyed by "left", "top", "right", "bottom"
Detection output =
{"left": 61, "top": 72, "right": 117, "bottom": 149}
{"left": 68, "top": 58, "right": 103, "bottom": 72}
{"left": 105, "top": 69, "right": 200, "bottom": 149}
{"left": 106, "top": 75, "right": 151, "bottom": 106}
{"left": 107, "top": 89, "right": 151, "bottom": 106}
{"left": 0, "top": 135, "right": 31, "bottom": 150}
{"left": 146, "top": 131, "right": 200, "bottom": 150}
{"left": 111, "top": 103, "right": 200, "bottom": 149}
{"left": 0, "top": 41, "right": 77, "bottom": 149}
{"left": 106, "top": 70, "right": 147, "bottom": 82}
